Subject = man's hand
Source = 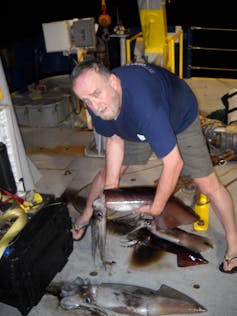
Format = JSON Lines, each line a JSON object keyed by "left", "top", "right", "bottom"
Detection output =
{"left": 133, "top": 204, "right": 163, "bottom": 216}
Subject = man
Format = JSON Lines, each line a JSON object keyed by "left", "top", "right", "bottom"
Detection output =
{"left": 71, "top": 60, "right": 237, "bottom": 273}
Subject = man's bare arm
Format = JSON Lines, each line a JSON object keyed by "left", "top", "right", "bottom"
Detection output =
{"left": 104, "top": 135, "right": 125, "bottom": 189}
{"left": 134, "top": 144, "right": 183, "bottom": 216}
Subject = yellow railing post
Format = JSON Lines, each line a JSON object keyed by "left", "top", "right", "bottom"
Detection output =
{"left": 166, "top": 28, "right": 183, "bottom": 78}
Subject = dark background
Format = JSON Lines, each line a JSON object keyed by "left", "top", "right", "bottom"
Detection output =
{"left": 1, "top": 0, "right": 237, "bottom": 44}
{"left": 1, "top": 0, "right": 237, "bottom": 91}
{"left": 0, "top": 0, "right": 138, "bottom": 44}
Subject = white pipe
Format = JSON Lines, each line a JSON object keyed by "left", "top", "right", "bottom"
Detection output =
{"left": 0, "top": 57, "right": 41, "bottom": 192}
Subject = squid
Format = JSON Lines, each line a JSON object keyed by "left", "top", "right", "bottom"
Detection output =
{"left": 91, "top": 186, "right": 212, "bottom": 268}
{"left": 59, "top": 276, "right": 207, "bottom": 315}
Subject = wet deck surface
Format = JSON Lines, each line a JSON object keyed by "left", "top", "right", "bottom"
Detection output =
{"left": 1, "top": 77, "right": 237, "bottom": 316}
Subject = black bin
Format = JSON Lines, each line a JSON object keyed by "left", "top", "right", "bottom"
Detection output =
{"left": 0, "top": 198, "right": 73, "bottom": 315}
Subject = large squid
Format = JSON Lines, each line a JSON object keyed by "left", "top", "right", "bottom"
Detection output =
{"left": 91, "top": 186, "right": 212, "bottom": 268}
{"left": 58, "top": 276, "right": 207, "bottom": 315}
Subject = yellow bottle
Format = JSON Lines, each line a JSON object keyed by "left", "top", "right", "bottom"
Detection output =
{"left": 193, "top": 193, "right": 209, "bottom": 231}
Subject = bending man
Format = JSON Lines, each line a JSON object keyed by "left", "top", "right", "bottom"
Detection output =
{"left": 71, "top": 61, "right": 237, "bottom": 273}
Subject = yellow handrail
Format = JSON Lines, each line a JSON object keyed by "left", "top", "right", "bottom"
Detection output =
{"left": 125, "top": 28, "right": 183, "bottom": 79}
{"left": 166, "top": 29, "right": 183, "bottom": 78}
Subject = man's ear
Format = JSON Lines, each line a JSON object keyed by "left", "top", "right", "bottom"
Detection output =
{"left": 109, "top": 74, "right": 119, "bottom": 89}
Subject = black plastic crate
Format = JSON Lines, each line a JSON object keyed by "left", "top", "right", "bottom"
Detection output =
{"left": 0, "top": 198, "right": 73, "bottom": 315}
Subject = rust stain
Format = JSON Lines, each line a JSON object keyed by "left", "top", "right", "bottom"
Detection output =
{"left": 26, "top": 145, "right": 86, "bottom": 155}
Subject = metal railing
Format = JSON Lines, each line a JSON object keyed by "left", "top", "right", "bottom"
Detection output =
{"left": 187, "top": 26, "right": 237, "bottom": 78}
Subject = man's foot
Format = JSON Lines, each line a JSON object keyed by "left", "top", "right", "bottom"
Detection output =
{"left": 71, "top": 220, "right": 90, "bottom": 241}
{"left": 219, "top": 253, "right": 237, "bottom": 273}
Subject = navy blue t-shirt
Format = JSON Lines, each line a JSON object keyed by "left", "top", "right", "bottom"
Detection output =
{"left": 88, "top": 63, "right": 198, "bottom": 158}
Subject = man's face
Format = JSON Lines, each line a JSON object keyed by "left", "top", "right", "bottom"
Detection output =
{"left": 73, "top": 69, "right": 121, "bottom": 120}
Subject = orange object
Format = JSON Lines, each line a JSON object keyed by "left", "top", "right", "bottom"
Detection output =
{"left": 98, "top": 14, "right": 111, "bottom": 28}
{"left": 98, "top": 0, "right": 111, "bottom": 28}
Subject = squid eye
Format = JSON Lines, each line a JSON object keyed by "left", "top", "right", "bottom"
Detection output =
{"left": 85, "top": 297, "right": 91, "bottom": 303}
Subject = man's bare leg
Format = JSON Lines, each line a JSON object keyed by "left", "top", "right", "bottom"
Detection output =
{"left": 194, "top": 172, "right": 237, "bottom": 272}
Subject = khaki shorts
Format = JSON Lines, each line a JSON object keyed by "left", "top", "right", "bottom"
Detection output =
{"left": 123, "top": 117, "right": 213, "bottom": 179}
{"left": 123, "top": 141, "right": 153, "bottom": 165}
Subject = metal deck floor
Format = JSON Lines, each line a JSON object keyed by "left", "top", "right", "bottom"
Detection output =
{"left": 1, "top": 77, "right": 237, "bottom": 316}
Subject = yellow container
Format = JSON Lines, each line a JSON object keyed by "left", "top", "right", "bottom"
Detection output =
{"left": 193, "top": 193, "right": 209, "bottom": 231}
{"left": 139, "top": 9, "right": 167, "bottom": 54}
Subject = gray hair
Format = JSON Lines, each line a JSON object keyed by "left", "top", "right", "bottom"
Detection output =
{"left": 71, "top": 61, "right": 112, "bottom": 86}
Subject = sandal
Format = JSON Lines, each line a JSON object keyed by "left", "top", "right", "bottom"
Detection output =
{"left": 219, "top": 253, "right": 237, "bottom": 273}
{"left": 72, "top": 221, "right": 90, "bottom": 241}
